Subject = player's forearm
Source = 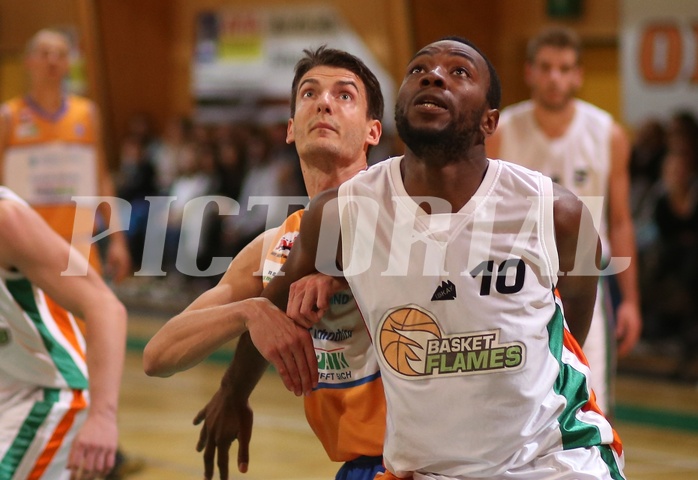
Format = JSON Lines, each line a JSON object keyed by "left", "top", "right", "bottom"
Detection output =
{"left": 220, "top": 332, "right": 269, "bottom": 402}
{"left": 143, "top": 302, "right": 252, "bottom": 377}
{"left": 609, "top": 219, "right": 640, "bottom": 305}
{"left": 84, "top": 298, "right": 127, "bottom": 420}
{"left": 558, "top": 286, "right": 596, "bottom": 344}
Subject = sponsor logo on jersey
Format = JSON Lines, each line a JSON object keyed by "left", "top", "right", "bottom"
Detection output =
{"left": 270, "top": 232, "right": 298, "bottom": 259}
{"left": 74, "top": 123, "right": 86, "bottom": 138}
{"left": 378, "top": 305, "right": 525, "bottom": 378}
{"left": 574, "top": 169, "right": 588, "bottom": 186}
{"left": 431, "top": 280, "right": 456, "bottom": 301}
{"left": 312, "top": 328, "right": 353, "bottom": 341}
{"left": 329, "top": 292, "right": 351, "bottom": 305}
{"left": 0, "top": 327, "right": 11, "bottom": 346}
{"left": 16, "top": 121, "right": 39, "bottom": 139}
{"left": 316, "top": 347, "right": 354, "bottom": 381}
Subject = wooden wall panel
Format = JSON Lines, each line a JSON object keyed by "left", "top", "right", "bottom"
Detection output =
{"left": 409, "top": 0, "right": 501, "bottom": 58}
{"left": 495, "top": 0, "right": 621, "bottom": 112}
{"left": 95, "top": 0, "right": 175, "bottom": 163}
{"left": 2, "top": 0, "right": 625, "bottom": 164}
{"left": 0, "top": 0, "right": 77, "bottom": 106}
{"left": 0, "top": 0, "right": 76, "bottom": 53}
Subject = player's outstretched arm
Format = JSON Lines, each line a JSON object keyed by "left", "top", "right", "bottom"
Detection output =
{"left": 0, "top": 199, "right": 127, "bottom": 479}
{"left": 194, "top": 268, "right": 347, "bottom": 480}
{"left": 251, "top": 188, "right": 342, "bottom": 395}
{"left": 143, "top": 229, "right": 275, "bottom": 377}
{"left": 192, "top": 191, "right": 342, "bottom": 479}
{"left": 194, "top": 332, "right": 263, "bottom": 480}
{"left": 553, "top": 183, "right": 601, "bottom": 345}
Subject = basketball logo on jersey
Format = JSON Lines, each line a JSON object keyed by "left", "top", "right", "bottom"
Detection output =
{"left": 378, "top": 304, "right": 525, "bottom": 379}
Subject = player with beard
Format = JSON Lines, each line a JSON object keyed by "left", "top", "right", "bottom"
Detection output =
{"left": 487, "top": 26, "right": 641, "bottom": 416}
{"left": 241, "top": 37, "right": 626, "bottom": 479}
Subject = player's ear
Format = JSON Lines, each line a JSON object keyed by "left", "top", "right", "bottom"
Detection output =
{"left": 481, "top": 109, "right": 499, "bottom": 137}
{"left": 365, "top": 119, "right": 382, "bottom": 146}
{"left": 286, "top": 118, "right": 295, "bottom": 144}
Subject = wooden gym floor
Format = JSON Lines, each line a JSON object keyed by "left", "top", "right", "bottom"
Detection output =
{"left": 118, "top": 312, "right": 698, "bottom": 479}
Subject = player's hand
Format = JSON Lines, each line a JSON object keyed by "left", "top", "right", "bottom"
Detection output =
{"left": 105, "top": 234, "right": 132, "bottom": 283}
{"left": 193, "top": 387, "right": 253, "bottom": 480}
{"left": 287, "top": 273, "right": 348, "bottom": 328}
{"left": 245, "top": 298, "right": 318, "bottom": 396}
{"left": 615, "top": 299, "right": 642, "bottom": 357}
{"left": 67, "top": 411, "right": 118, "bottom": 479}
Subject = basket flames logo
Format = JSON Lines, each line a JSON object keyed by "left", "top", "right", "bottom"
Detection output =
{"left": 378, "top": 305, "right": 525, "bottom": 378}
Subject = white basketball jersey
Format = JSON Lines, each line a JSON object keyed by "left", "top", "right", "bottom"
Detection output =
{"left": 0, "top": 188, "right": 88, "bottom": 398}
{"left": 338, "top": 157, "right": 619, "bottom": 478}
{"left": 497, "top": 99, "right": 613, "bottom": 255}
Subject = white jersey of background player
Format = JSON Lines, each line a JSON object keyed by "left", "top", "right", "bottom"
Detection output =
{"left": 488, "top": 26, "right": 641, "bottom": 415}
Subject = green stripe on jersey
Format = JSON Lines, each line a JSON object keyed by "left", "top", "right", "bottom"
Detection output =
{"left": 0, "top": 388, "right": 59, "bottom": 477}
{"left": 547, "top": 304, "right": 603, "bottom": 449}
{"left": 6, "top": 278, "right": 87, "bottom": 389}
{"left": 598, "top": 444, "right": 626, "bottom": 480}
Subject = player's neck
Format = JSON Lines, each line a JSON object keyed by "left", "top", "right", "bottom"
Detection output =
{"left": 533, "top": 100, "right": 576, "bottom": 139}
{"left": 401, "top": 152, "right": 489, "bottom": 213}
{"left": 27, "top": 86, "right": 65, "bottom": 115}
{"left": 301, "top": 157, "right": 367, "bottom": 198}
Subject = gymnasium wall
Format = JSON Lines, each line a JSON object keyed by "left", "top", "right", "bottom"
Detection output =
{"left": 0, "top": 0, "right": 623, "bottom": 163}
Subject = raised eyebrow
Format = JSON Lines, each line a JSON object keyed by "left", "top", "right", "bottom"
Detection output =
{"left": 409, "top": 47, "right": 478, "bottom": 67}
{"left": 449, "top": 51, "right": 478, "bottom": 67}
{"left": 298, "top": 78, "right": 360, "bottom": 92}
{"left": 336, "top": 80, "right": 360, "bottom": 92}
{"left": 298, "top": 78, "right": 320, "bottom": 91}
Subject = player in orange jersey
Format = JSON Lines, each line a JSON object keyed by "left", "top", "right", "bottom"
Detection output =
{"left": 0, "top": 28, "right": 131, "bottom": 281}
{"left": 144, "top": 46, "right": 387, "bottom": 480}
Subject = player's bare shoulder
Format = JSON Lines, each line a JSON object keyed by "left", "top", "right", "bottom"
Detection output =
{"left": 552, "top": 182, "right": 584, "bottom": 237}
{"left": 303, "top": 187, "right": 341, "bottom": 231}
{"left": 552, "top": 182, "right": 600, "bottom": 273}
{"left": 0, "top": 199, "right": 34, "bottom": 266}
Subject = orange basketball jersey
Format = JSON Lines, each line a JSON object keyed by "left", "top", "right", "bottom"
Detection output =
{"left": 1, "top": 95, "right": 100, "bottom": 265}
{"left": 263, "top": 209, "right": 386, "bottom": 462}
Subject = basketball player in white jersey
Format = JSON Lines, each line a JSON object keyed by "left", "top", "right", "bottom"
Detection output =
{"left": 486, "top": 26, "right": 641, "bottom": 415}
{"left": 0, "top": 187, "right": 126, "bottom": 479}
{"left": 245, "top": 37, "right": 626, "bottom": 478}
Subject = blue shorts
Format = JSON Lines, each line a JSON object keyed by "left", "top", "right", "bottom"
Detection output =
{"left": 336, "top": 456, "right": 385, "bottom": 480}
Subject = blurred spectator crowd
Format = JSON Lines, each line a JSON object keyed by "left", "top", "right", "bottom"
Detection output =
{"left": 629, "top": 110, "right": 698, "bottom": 378}
{"left": 113, "top": 111, "right": 308, "bottom": 294}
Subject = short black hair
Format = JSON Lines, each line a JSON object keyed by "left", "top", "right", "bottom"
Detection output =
{"left": 437, "top": 36, "right": 501, "bottom": 110}
{"left": 290, "top": 46, "right": 384, "bottom": 122}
